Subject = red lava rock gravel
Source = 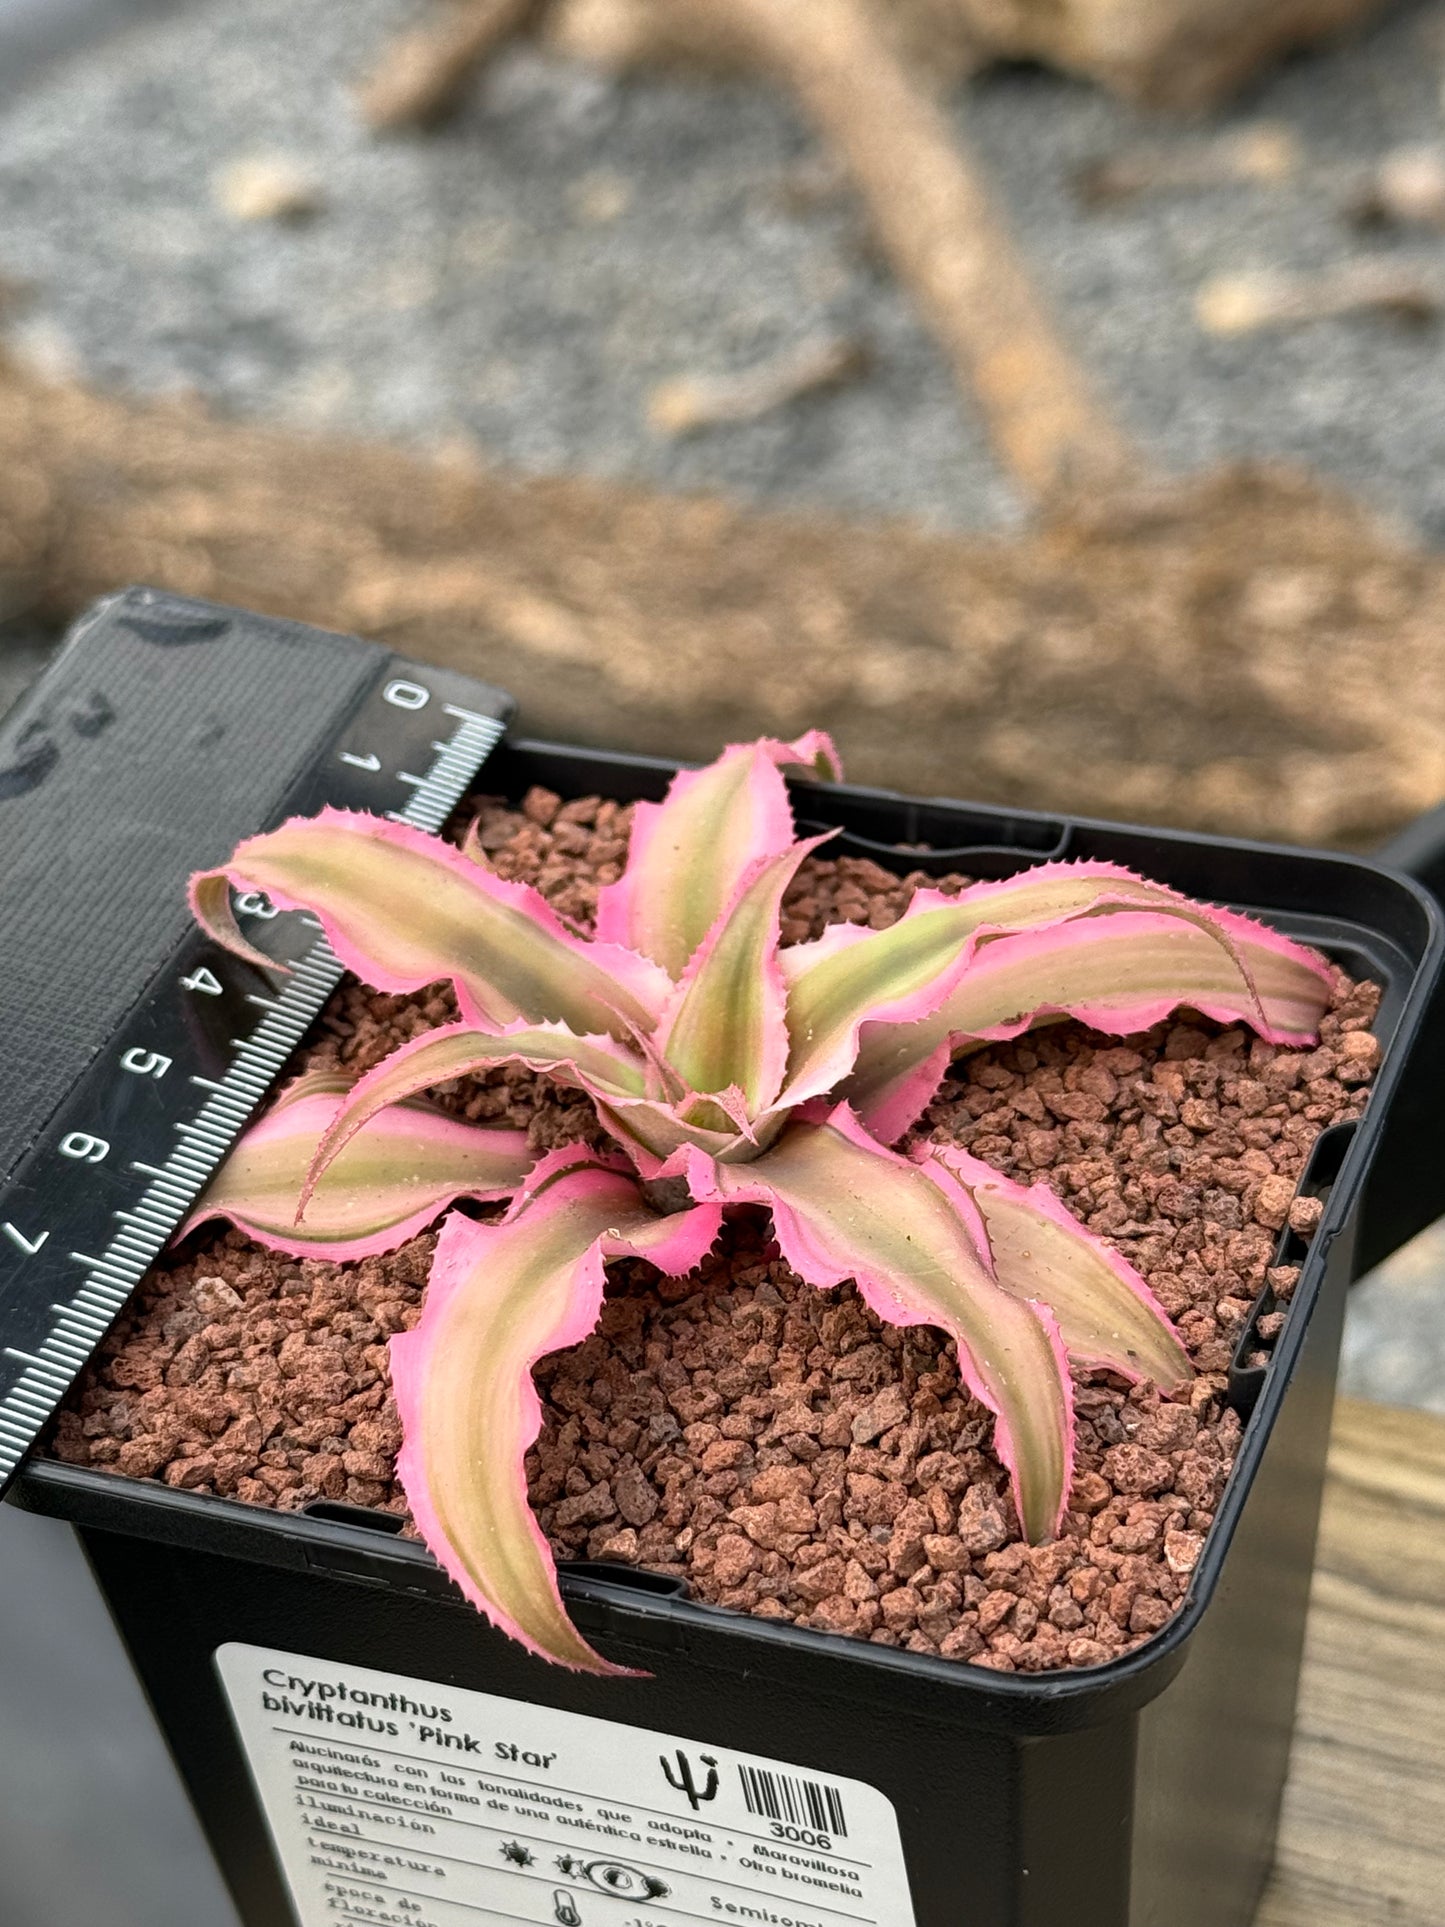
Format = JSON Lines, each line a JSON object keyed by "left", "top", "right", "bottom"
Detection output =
{"left": 51, "top": 787, "right": 1380, "bottom": 1673}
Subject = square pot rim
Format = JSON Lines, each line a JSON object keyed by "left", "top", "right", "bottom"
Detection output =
{"left": 13, "top": 743, "right": 1443, "bottom": 1739}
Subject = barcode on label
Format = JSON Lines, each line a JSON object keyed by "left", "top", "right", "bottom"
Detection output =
{"left": 738, "top": 1763, "right": 848, "bottom": 1838}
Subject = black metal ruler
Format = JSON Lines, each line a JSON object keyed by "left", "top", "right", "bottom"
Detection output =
{"left": 0, "top": 589, "right": 514, "bottom": 1490}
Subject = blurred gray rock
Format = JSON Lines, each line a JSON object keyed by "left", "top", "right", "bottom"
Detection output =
{"left": 4, "top": 0, "right": 1445, "bottom": 531}
{"left": 0, "top": 0, "right": 192, "bottom": 102}
{"left": 1341, "top": 1218, "right": 1445, "bottom": 1413}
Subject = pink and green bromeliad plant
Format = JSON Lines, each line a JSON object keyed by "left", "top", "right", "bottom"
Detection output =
{"left": 186, "top": 733, "right": 1335, "bottom": 1675}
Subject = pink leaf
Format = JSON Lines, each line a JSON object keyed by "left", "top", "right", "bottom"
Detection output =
{"left": 189, "top": 870, "right": 283, "bottom": 975}
{"left": 929, "top": 1144, "right": 1192, "bottom": 1389}
{"left": 295, "top": 1018, "right": 764, "bottom": 1194}
{"left": 390, "top": 1150, "right": 721, "bottom": 1672}
{"left": 460, "top": 817, "right": 490, "bottom": 866}
{"left": 596, "top": 734, "right": 841, "bottom": 980}
{"left": 189, "top": 809, "right": 670, "bottom": 1042}
{"left": 301, "top": 1021, "right": 648, "bottom": 1209}
{"left": 777, "top": 730, "right": 843, "bottom": 782}
{"left": 657, "top": 835, "right": 830, "bottom": 1117}
{"left": 588, "top": 1092, "right": 776, "bottom": 1180}
{"left": 847, "top": 905, "right": 1332, "bottom": 1141}
{"left": 184, "top": 1072, "right": 534, "bottom": 1260}
{"left": 779, "top": 859, "right": 1331, "bottom": 1123}
{"left": 778, "top": 910, "right": 980, "bottom": 1114}
{"left": 687, "top": 1107, "right": 1074, "bottom": 1542}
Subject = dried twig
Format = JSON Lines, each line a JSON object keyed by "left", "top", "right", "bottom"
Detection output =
{"left": 546, "top": 0, "right": 980, "bottom": 87}
{"left": 553, "top": 0, "right": 1389, "bottom": 110}
{"left": 352, "top": 0, "right": 1141, "bottom": 499}
{"left": 1196, "top": 260, "right": 1441, "bottom": 337}
{"left": 357, "top": 0, "right": 542, "bottom": 131}
{"left": 676, "top": 0, "right": 1144, "bottom": 503}
{"left": 1349, "top": 146, "right": 1445, "bottom": 232}
{"left": 6, "top": 363, "right": 1439, "bottom": 849}
{"left": 214, "top": 155, "right": 323, "bottom": 224}
{"left": 1075, "top": 125, "right": 1301, "bottom": 208}
{"left": 647, "top": 334, "right": 869, "bottom": 435}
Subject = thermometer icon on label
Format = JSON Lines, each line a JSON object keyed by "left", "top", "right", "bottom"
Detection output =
{"left": 552, "top": 1892, "right": 582, "bottom": 1926}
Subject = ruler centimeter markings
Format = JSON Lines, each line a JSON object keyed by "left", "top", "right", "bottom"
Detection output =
{"left": 0, "top": 657, "right": 512, "bottom": 1486}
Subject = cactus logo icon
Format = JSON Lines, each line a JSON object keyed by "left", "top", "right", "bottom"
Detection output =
{"left": 660, "top": 1749, "right": 719, "bottom": 1811}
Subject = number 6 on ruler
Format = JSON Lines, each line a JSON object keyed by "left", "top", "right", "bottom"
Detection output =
{"left": 59, "top": 1132, "right": 110, "bottom": 1163}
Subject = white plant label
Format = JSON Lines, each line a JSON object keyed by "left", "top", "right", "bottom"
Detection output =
{"left": 215, "top": 1641, "right": 917, "bottom": 1927}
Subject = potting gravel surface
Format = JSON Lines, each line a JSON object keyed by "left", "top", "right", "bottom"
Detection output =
{"left": 51, "top": 788, "right": 1380, "bottom": 1673}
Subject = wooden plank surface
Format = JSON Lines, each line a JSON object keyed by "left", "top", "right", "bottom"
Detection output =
{"left": 1258, "top": 1396, "right": 1445, "bottom": 1926}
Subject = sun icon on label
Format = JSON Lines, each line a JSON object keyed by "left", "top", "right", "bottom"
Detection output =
{"left": 499, "top": 1841, "right": 535, "bottom": 1868}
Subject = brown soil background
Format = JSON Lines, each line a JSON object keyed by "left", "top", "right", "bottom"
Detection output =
{"left": 2, "top": 363, "right": 1443, "bottom": 849}
{"left": 52, "top": 787, "right": 1379, "bottom": 1672}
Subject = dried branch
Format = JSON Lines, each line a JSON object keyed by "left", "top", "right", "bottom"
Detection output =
{"left": 546, "top": 0, "right": 980, "bottom": 88}
{"left": 359, "top": 0, "right": 1140, "bottom": 497}
{"left": 214, "top": 155, "right": 323, "bottom": 224}
{"left": 647, "top": 335, "right": 869, "bottom": 435}
{"left": 1349, "top": 146, "right": 1445, "bottom": 232}
{"left": 953, "top": 0, "right": 1389, "bottom": 112}
{"left": 680, "top": 0, "right": 1144, "bottom": 502}
{"left": 5, "top": 361, "right": 1441, "bottom": 848}
{"left": 553, "top": 0, "right": 1389, "bottom": 111}
{"left": 357, "top": 0, "right": 542, "bottom": 131}
{"left": 1197, "top": 261, "right": 1442, "bottom": 337}
{"left": 1075, "top": 125, "right": 1301, "bottom": 208}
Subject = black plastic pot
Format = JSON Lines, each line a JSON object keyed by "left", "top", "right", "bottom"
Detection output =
{"left": 14, "top": 739, "right": 1443, "bottom": 1927}
{"left": 1358, "top": 804, "right": 1445, "bottom": 1270}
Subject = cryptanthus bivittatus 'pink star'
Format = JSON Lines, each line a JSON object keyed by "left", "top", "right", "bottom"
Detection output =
{"left": 188, "top": 734, "right": 1331, "bottom": 1672}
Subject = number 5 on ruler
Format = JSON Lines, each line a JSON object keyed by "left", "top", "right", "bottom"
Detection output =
{"left": 121, "top": 1048, "right": 172, "bottom": 1079}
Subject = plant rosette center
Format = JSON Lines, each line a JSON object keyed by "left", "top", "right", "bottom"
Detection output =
{"left": 78, "top": 733, "right": 1369, "bottom": 1676}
